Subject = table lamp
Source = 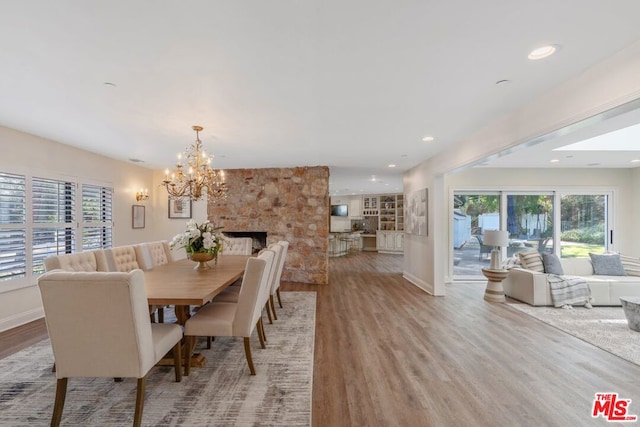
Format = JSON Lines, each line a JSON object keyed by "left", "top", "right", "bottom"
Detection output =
{"left": 483, "top": 230, "right": 509, "bottom": 270}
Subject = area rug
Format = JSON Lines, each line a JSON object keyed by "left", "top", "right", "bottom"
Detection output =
{"left": 0, "top": 292, "right": 316, "bottom": 426}
{"left": 508, "top": 302, "right": 640, "bottom": 366}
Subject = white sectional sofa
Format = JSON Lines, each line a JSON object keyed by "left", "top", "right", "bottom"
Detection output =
{"left": 503, "top": 257, "right": 640, "bottom": 306}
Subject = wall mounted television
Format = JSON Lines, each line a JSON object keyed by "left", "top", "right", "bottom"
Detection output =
{"left": 331, "top": 204, "right": 348, "bottom": 217}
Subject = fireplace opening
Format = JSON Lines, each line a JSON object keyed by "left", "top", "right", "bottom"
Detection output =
{"left": 223, "top": 231, "right": 267, "bottom": 254}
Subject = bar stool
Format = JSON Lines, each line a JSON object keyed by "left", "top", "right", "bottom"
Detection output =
{"left": 350, "top": 233, "right": 362, "bottom": 253}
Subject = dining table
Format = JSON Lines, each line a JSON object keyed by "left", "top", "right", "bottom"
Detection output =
{"left": 144, "top": 255, "right": 251, "bottom": 367}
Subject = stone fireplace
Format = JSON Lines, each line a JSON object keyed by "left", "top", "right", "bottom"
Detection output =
{"left": 223, "top": 231, "right": 267, "bottom": 254}
{"left": 208, "top": 166, "right": 329, "bottom": 284}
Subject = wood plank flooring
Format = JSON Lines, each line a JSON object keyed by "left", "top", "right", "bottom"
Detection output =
{"left": 3, "top": 252, "right": 639, "bottom": 426}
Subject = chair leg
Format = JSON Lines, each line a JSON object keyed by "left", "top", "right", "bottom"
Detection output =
{"left": 150, "top": 312, "right": 156, "bottom": 323}
{"left": 257, "top": 318, "right": 266, "bottom": 348}
{"left": 206, "top": 336, "right": 212, "bottom": 349}
{"left": 134, "top": 376, "right": 147, "bottom": 427}
{"left": 51, "top": 377, "right": 68, "bottom": 427}
{"left": 158, "top": 307, "right": 165, "bottom": 323}
{"left": 243, "top": 337, "right": 256, "bottom": 375}
{"left": 184, "top": 335, "right": 195, "bottom": 376}
{"left": 270, "top": 295, "right": 278, "bottom": 320}
{"left": 265, "top": 301, "right": 273, "bottom": 324}
{"left": 173, "top": 341, "right": 182, "bottom": 382}
{"left": 276, "top": 288, "right": 283, "bottom": 308}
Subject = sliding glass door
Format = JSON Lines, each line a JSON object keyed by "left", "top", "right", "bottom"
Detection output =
{"left": 559, "top": 194, "right": 609, "bottom": 258}
{"left": 506, "top": 194, "right": 554, "bottom": 256}
{"left": 452, "top": 190, "right": 613, "bottom": 280}
{"left": 453, "top": 193, "right": 500, "bottom": 278}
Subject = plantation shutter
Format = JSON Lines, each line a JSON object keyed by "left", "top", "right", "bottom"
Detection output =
{"left": 31, "top": 177, "right": 76, "bottom": 275}
{"left": 82, "top": 184, "right": 113, "bottom": 250}
{"left": 0, "top": 172, "right": 27, "bottom": 281}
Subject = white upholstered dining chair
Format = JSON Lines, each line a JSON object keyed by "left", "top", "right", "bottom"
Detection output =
{"left": 38, "top": 270, "right": 183, "bottom": 427}
{"left": 134, "top": 241, "right": 173, "bottom": 322}
{"left": 183, "top": 253, "right": 273, "bottom": 376}
{"left": 270, "top": 241, "right": 289, "bottom": 314}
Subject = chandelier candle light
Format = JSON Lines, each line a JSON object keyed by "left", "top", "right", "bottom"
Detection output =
{"left": 483, "top": 230, "right": 509, "bottom": 270}
{"left": 161, "top": 125, "right": 228, "bottom": 202}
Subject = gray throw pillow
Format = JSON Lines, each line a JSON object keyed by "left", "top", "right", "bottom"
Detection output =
{"left": 589, "top": 253, "right": 627, "bottom": 276}
{"left": 542, "top": 253, "right": 564, "bottom": 275}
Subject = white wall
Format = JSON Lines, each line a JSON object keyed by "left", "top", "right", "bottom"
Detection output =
{"left": 0, "top": 126, "right": 176, "bottom": 331}
{"left": 403, "top": 40, "right": 640, "bottom": 296}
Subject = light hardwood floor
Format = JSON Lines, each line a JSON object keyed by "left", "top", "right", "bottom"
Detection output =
{"left": 3, "top": 252, "right": 639, "bottom": 426}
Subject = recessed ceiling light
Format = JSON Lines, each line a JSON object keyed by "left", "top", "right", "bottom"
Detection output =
{"left": 104, "top": 82, "right": 117, "bottom": 87}
{"left": 388, "top": 164, "right": 396, "bottom": 168}
{"left": 128, "top": 158, "right": 144, "bottom": 163}
{"left": 550, "top": 159, "right": 559, "bottom": 163}
{"left": 631, "top": 159, "right": 640, "bottom": 163}
{"left": 587, "top": 163, "right": 601, "bottom": 167}
{"left": 495, "top": 79, "right": 510, "bottom": 86}
{"left": 422, "top": 136, "right": 434, "bottom": 142}
{"left": 528, "top": 45, "right": 558, "bottom": 60}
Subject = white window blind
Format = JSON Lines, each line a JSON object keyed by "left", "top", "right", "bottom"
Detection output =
{"left": 31, "top": 177, "right": 76, "bottom": 275}
{"left": 82, "top": 184, "right": 113, "bottom": 250}
{"left": 0, "top": 172, "right": 27, "bottom": 281}
{"left": 0, "top": 171, "right": 114, "bottom": 289}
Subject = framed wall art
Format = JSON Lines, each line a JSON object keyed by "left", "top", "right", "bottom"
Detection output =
{"left": 168, "top": 198, "right": 192, "bottom": 219}
{"left": 406, "top": 188, "right": 428, "bottom": 236}
{"left": 132, "top": 205, "right": 145, "bottom": 229}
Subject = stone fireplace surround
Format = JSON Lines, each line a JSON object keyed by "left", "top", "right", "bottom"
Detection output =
{"left": 208, "top": 166, "right": 329, "bottom": 285}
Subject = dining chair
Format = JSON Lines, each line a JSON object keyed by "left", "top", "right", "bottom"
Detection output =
{"left": 134, "top": 241, "right": 172, "bottom": 323}
{"left": 271, "top": 240, "right": 289, "bottom": 311}
{"left": 212, "top": 247, "right": 278, "bottom": 323}
{"left": 222, "top": 237, "right": 253, "bottom": 255}
{"left": 183, "top": 254, "right": 272, "bottom": 376}
{"left": 104, "top": 246, "right": 140, "bottom": 272}
{"left": 38, "top": 269, "right": 183, "bottom": 427}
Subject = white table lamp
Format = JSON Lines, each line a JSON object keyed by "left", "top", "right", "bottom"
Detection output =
{"left": 483, "top": 230, "right": 509, "bottom": 270}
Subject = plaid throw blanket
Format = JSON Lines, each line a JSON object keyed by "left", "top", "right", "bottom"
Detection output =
{"left": 547, "top": 274, "right": 591, "bottom": 308}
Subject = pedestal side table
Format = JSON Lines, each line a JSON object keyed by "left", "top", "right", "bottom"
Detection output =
{"left": 481, "top": 268, "right": 509, "bottom": 303}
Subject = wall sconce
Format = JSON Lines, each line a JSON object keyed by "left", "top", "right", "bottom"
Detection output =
{"left": 135, "top": 188, "right": 149, "bottom": 202}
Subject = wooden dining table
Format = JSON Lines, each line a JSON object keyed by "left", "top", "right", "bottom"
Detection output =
{"left": 145, "top": 255, "right": 250, "bottom": 325}
{"left": 145, "top": 255, "right": 250, "bottom": 367}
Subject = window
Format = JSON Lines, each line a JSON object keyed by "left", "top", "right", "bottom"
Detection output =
{"left": 452, "top": 189, "right": 613, "bottom": 280}
{"left": 0, "top": 173, "right": 27, "bottom": 281}
{"left": 559, "top": 194, "right": 609, "bottom": 258}
{"left": 31, "top": 177, "right": 76, "bottom": 275}
{"left": 82, "top": 184, "right": 113, "bottom": 250}
{"left": 0, "top": 171, "right": 113, "bottom": 290}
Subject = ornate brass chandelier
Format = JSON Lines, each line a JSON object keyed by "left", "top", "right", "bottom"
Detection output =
{"left": 161, "top": 125, "right": 228, "bottom": 202}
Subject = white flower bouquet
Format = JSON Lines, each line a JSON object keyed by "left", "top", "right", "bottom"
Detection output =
{"left": 170, "top": 220, "right": 226, "bottom": 257}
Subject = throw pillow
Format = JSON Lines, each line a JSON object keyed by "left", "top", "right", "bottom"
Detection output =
{"left": 518, "top": 251, "right": 544, "bottom": 272}
{"left": 542, "top": 253, "right": 564, "bottom": 275}
{"left": 589, "top": 253, "right": 627, "bottom": 276}
{"left": 619, "top": 254, "right": 640, "bottom": 277}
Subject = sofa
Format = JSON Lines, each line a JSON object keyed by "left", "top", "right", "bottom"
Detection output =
{"left": 503, "top": 255, "right": 640, "bottom": 306}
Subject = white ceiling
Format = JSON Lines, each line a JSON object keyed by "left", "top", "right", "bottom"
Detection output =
{"left": 1, "top": 1, "right": 640, "bottom": 196}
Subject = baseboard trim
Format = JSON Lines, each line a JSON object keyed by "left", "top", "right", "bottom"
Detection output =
{"left": 403, "top": 271, "right": 434, "bottom": 295}
{"left": 0, "top": 308, "right": 45, "bottom": 333}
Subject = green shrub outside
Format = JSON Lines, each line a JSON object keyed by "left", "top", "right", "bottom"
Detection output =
{"left": 560, "top": 223, "right": 604, "bottom": 245}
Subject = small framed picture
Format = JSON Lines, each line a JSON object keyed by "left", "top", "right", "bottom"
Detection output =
{"left": 132, "top": 205, "right": 145, "bottom": 229}
{"left": 168, "top": 198, "right": 192, "bottom": 219}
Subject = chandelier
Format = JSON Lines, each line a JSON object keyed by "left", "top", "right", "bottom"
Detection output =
{"left": 161, "top": 125, "right": 228, "bottom": 202}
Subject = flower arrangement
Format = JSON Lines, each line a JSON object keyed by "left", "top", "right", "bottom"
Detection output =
{"left": 170, "top": 220, "right": 226, "bottom": 258}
